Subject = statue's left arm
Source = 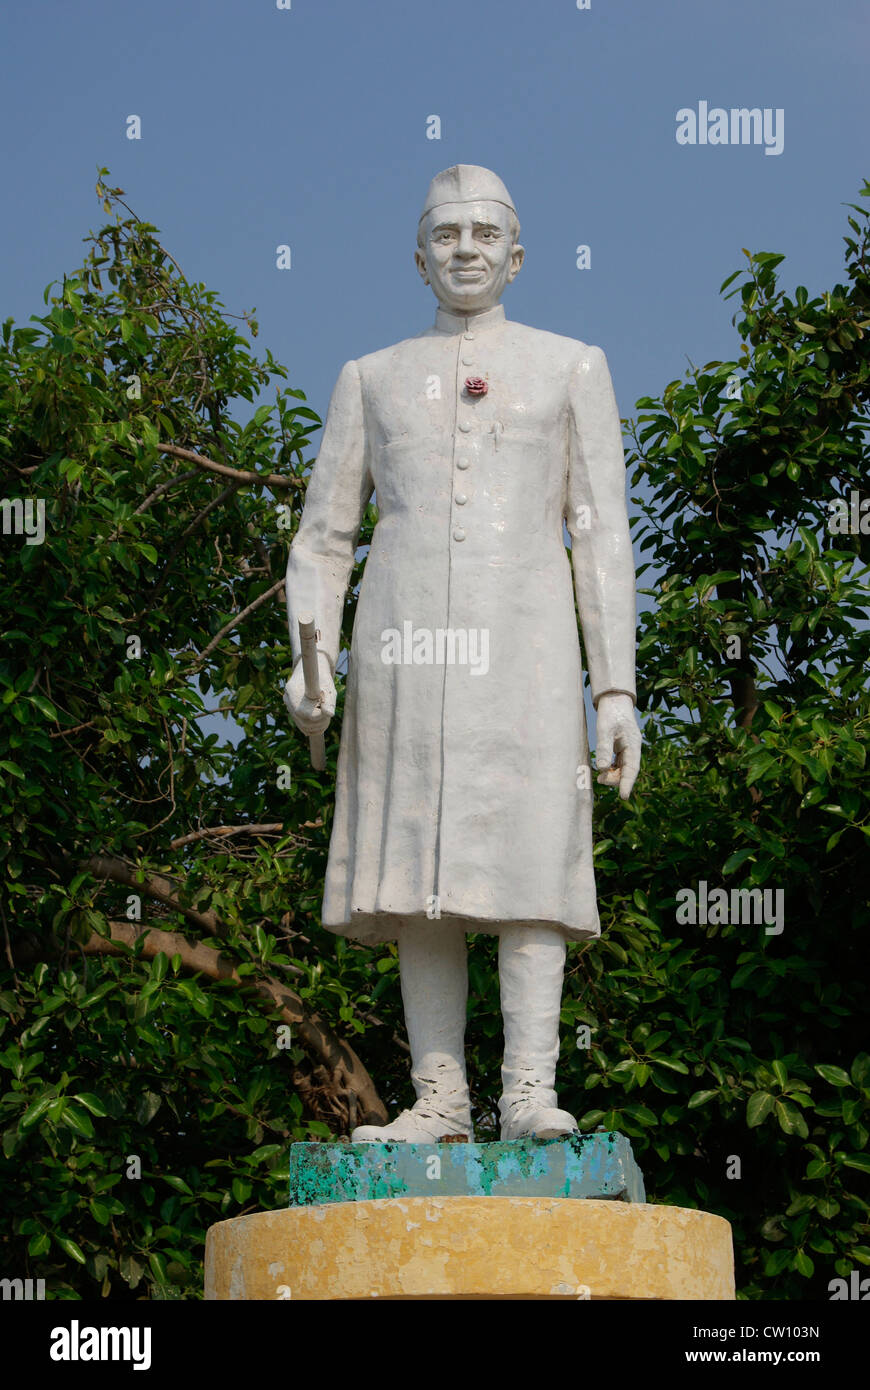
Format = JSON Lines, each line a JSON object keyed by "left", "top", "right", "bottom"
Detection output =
{"left": 566, "top": 346, "right": 641, "bottom": 798}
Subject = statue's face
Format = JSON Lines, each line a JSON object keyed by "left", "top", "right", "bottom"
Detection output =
{"left": 415, "top": 200, "right": 523, "bottom": 314}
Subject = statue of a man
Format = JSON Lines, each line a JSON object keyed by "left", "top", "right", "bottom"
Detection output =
{"left": 284, "top": 165, "right": 640, "bottom": 1143}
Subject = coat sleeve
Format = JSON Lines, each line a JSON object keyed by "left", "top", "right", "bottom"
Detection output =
{"left": 565, "top": 345, "right": 637, "bottom": 707}
{"left": 285, "top": 359, "right": 373, "bottom": 671}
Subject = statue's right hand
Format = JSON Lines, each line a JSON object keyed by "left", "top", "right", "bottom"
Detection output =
{"left": 283, "top": 653, "right": 336, "bottom": 735}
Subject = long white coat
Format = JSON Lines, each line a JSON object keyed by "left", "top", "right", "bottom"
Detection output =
{"left": 286, "top": 303, "right": 636, "bottom": 944}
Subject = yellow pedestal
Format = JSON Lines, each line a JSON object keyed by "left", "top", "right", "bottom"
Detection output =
{"left": 204, "top": 1197, "right": 734, "bottom": 1300}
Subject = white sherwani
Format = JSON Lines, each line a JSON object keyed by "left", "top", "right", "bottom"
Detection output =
{"left": 286, "top": 303, "right": 636, "bottom": 944}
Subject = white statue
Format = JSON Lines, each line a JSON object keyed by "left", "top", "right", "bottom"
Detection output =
{"left": 284, "top": 166, "right": 641, "bottom": 1143}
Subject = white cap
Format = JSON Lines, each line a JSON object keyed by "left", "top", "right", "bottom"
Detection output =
{"left": 419, "top": 165, "right": 516, "bottom": 223}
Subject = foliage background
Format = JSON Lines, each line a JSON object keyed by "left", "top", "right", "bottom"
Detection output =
{"left": 0, "top": 175, "right": 867, "bottom": 1300}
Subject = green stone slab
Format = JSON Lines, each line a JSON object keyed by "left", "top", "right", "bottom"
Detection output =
{"left": 289, "top": 1132, "right": 645, "bottom": 1206}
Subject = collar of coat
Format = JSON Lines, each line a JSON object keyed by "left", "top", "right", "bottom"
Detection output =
{"left": 433, "top": 303, "right": 506, "bottom": 335}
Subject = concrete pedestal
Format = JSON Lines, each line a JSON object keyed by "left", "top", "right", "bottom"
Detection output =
{"left": 204, "top": 1135, "right": 734, "bottom": 1300}
{"left": 204, "top": 1196, "right": 734, "bottom": 1299}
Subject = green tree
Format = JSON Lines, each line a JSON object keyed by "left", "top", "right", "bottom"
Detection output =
{"left": 0, "top": 173, "right": 389, "bottom": 1300}
{"left": 560, "top": 180, "right": 870, "bottom": 1300}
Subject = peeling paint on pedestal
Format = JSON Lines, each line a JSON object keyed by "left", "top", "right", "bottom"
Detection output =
{"left": 288, "top": 1131, "right": 645, "bottom": 1206}
{"left": 229, "top": 1253, "right": 246, "bottom": 1301}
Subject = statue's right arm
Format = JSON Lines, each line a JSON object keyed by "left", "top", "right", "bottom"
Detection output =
{"left": 284, "top": 360, "right": 373, "bottom": 730}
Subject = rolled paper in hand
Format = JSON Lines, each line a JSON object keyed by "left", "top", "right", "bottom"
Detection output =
{"left": 298, "top": 616, "right": 326, "bottom": 771}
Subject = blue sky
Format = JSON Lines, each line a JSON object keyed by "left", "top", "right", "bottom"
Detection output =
{"left": 1, "top": 0, "right": 867, "bottom": 738}
{"left": 2, "top": 0, "right": 867, "bottom": 425}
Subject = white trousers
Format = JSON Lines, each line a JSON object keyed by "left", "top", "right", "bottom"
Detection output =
{"left": 396, "top": 916, "right": 567, "bottom": 1121}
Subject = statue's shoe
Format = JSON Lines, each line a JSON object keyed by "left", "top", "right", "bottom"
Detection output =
{"left": 352, "top": 1104, "right": 473, "bottom": 1144}
{"left": 499, "top": 1101, "right": 578, "bottom": 1142}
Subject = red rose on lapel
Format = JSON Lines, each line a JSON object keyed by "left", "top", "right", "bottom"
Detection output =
{"left": 464, "top": 376, "right": 488, "bottom": 397}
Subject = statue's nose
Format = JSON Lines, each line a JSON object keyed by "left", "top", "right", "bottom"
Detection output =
{"left": 455, "top": 230, "right": 477, "bottom": 257}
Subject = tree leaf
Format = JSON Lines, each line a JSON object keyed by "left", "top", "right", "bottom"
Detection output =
{"left": 747, "top": 1092, "right": 774, "bottom": 1127}
{"left": 815, "top": 1065, "right": 851, "bottom": 1088}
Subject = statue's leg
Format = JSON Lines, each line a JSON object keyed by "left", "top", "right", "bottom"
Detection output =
{"left": 497, "top": 923, "right": 578, "bottom": 1141}
{"left": 351, "top": 917, "right": 473, "bottom": 1143}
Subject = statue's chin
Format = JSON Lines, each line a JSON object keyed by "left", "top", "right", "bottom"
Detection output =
{"left": 438, "top": 292, "right": 500, "bottom": 315}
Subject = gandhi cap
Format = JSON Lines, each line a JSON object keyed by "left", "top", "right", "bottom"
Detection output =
{"left": 419, "top": 165, "right": 516, "bottom": 223}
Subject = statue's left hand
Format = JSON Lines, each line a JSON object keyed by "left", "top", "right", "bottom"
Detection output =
{"left": 595, "top": 693, "right": 641, "bottom": 800}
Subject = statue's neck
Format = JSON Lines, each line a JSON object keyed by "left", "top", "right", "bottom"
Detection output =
{"left": 434, "top": 303, "right": 506, "bottom": 334}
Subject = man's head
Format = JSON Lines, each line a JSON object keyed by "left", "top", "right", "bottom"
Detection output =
{"left": 415, "top": 164, "right": 524, "bottom": 315}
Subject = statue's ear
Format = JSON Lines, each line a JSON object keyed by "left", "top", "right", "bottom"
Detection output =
{"left": 414, "top": 248, "right": 430, "bottom": 286}
{"left": 508, "top": 243, "right": 525, "bottom": 282}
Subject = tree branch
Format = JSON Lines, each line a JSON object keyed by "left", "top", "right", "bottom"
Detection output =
{"left": 77, "top": 853, "right": 225, "bottom": 937}
{"left": 108, "top": 467, "right": 199, "bottom": 540}
{"left": 144, "top": 440, "right": 296, "bottom": 491}
{"left": 137, "top": 480, "right": 242, "bottom": 620}
{"left": 192, "top": 577, "right": 285, "bottom": 667}
{"left": 169, "top": 823, "right": 286, "bottom": 849}
{"left": 80, "top": 920, "right": 387, "bottom": 1128}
